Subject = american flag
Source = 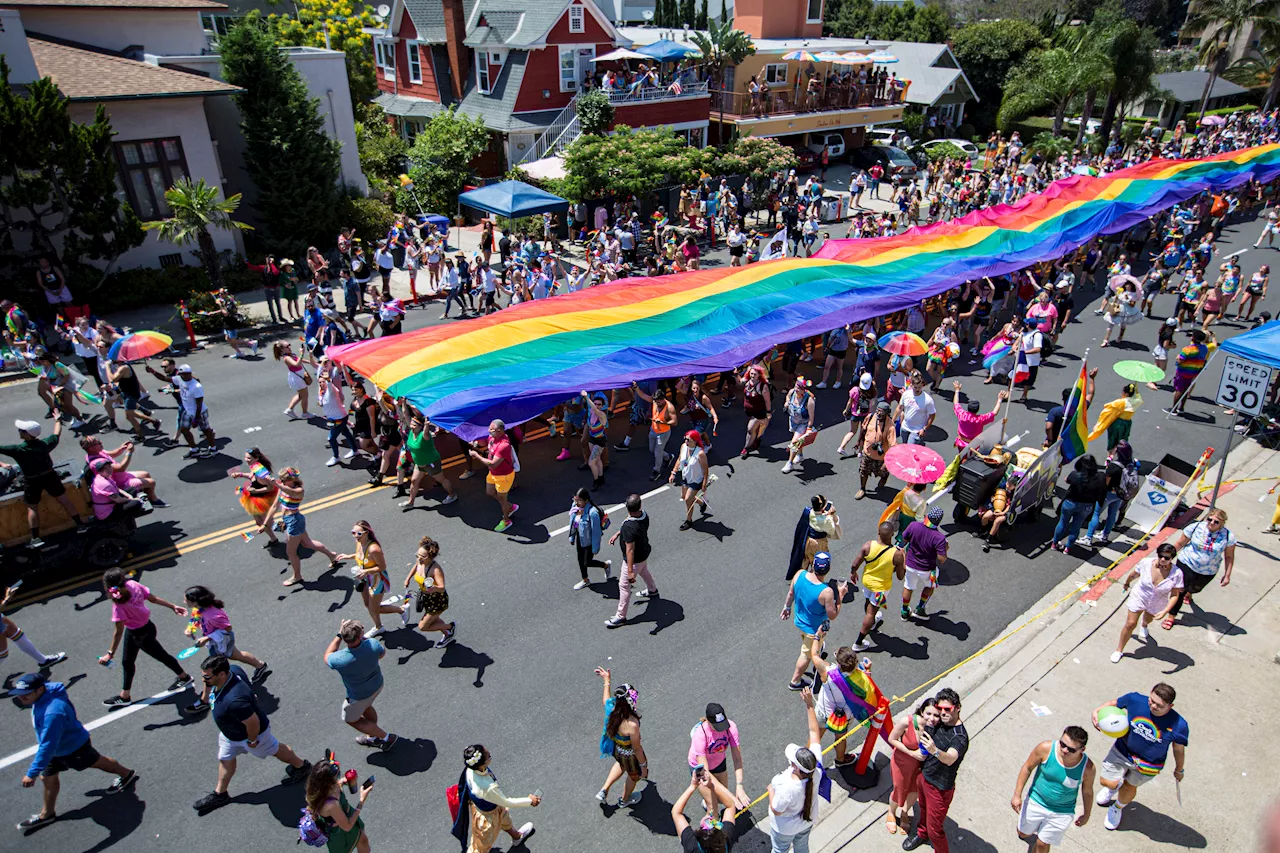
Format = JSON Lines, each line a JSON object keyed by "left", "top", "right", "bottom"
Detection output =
{"left": 668, "top": 81, "right": 683, "bottom": 95}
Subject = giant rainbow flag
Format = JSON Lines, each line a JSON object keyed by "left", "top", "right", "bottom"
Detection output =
{"left": 331, "top": 144, "right": 1280, "bottom": 439}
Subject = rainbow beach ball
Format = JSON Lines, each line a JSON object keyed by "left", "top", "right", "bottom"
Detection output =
{"left": 1097, "top": 706, "right": 1129, "bottom": 738}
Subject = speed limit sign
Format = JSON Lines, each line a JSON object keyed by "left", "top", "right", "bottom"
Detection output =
{"left": 1216, "top": 354, "right": 1272, "bottom": 416}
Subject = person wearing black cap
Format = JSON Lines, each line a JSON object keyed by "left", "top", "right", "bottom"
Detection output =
{"left": 11, "top": 671, "right": 137, "bottom": 832}
{"left": 689, "top": 702, "right": 749, "bottom": 813}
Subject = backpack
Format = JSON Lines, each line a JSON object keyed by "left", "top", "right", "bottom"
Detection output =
{"left": 1118, "top": 464, "right": 1142, "bottom": 502}
{"left": 297, "top": 808, "right": 329, "bottom": 847}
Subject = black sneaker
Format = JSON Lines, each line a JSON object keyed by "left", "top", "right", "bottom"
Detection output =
{"left": 193, "top": 791, "right": 231, "bottom": 813}
{"left": 612, "top": 442, "right": 630, "bottom": 451}
{"left": 902, "top": 834, "right": 930, "bottom": 850}
{"left": 102, "top": 695, "right": 133, "bottom": 708}
{"left": 379, "top": 733, "right": 399, "bottom": 751}
{"left": 251, "top": 662, "right": 269, "bottom": 683}
{"left": 150, "top": 498, "right": 169, "bottom": 508}
{"left": 167, "top": 674, "right": 194, "bottom": 692}
{"left": 17, "top": 813, "right": 56, "bottom": 832}
{"left": 106, "top": 770, "right": 138, "bottom": 794}
{"left": 436, "top": 622, "right": 457, "bottom": 648}
{"left": 283, "top": 760, "right": 312, "bottom": 785}
{"left": 183, "top": 448, "right": 201, "bottom": 459}
{"left": 186, "top": 700, "right": 211, "bottom": 714}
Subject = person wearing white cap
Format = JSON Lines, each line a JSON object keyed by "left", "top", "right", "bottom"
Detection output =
{"left": 145, "top": 360, "right": 216, "bottom": 457}
{"left": 1, "top": 418, "right": 87, "bottom": 547}
{"left": 767, "top": 687, "right": 826, "bottom": 853}
{"left": 836, "top": 373, "right": 876, "bottom": 459}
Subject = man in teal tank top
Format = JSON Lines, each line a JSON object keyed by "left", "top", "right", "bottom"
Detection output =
{"left": 1011, "top": 726, "right": 1095, "bottom": 851}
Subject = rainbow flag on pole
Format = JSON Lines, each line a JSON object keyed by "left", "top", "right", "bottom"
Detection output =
{"left": 1060, "top": 362, "right": 1090, "bottom": 462}
{"left": 828, "top": 667, "right": 892, "bottom": 743}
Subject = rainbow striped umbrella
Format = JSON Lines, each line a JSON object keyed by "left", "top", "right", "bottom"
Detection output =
{"left": 781, "top": 50, "right": 818, "bottom": 61}
{"left": 879, "top": 331, "right": 928, "bottom": 357}
{"left": 107, "top": 330, "right": 172, "bottom": 362}
{"left": 814, "top": 51, "right": 845, "bottom": 62}
{"left": 867, "top": 50, "right": 899, "bottom": 63}
{"left": 837, "top": 52, "right": 874, "bottom": 65}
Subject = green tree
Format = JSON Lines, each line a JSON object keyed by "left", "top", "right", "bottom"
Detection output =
{"left": 267, "top": 0, "right": 380, "bottom": 112}
{"left": 0, "top": 60, "right": 144, "bottom": 286}
{"left": 997, "top": 37, "right": 1111, "bottom": 136}
{"left": 831, "top": 0, "right": 873, "bottom": 38}
{"left": 1184, "top": 0, "right": 1280, "bottom": 115}
{"left": 220, "top": 13, "right": 344, "bottom": 251}
{"left": 951, "top": 20, "right": 1046, "bottom": 132}
{"left": 401, "top": 107, "right": 492, "bottom": 213}
{"left": 556, "top": 126, "right": 701, "bottom": 202}
{"left": 142, "top": 178, "right": 251, "bottom": 290}
{"left": 690, "top": 18, "right": 757, "bottom": 134}
{"left": 355, "top": 104, "right": 409, "bottom": 199}
{"left": 907, "top": 2, "right": 954, "bottom": 42}
{"left": 1084, "top": 2, "right": 1159, "bottom": 143}
{"left": 1224, "top": 29, "right": 1280, "bottom": 110}
{"left": 697, "top": 0, "right": 709, "bottom": 28}
{"left": 680, "top": 0, "right": 696, "bottom": 25}
{"left": 576, "top": 89, "right": 616, "bottom": 135}
{"left": 712, "top": 135, "right": 798, "bottom": 179}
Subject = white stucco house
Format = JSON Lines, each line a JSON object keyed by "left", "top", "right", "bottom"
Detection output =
{"left": 0, "top": 0, "right": 366, "bottom": 271}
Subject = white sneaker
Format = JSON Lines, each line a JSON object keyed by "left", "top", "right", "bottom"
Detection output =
{"left": 441, "top": 494, "right": 458, "bottom": 505}
{"left": 1096, "top": 786, "right": 1116, "bottom": 807}
{"left": 68, "top": 418, "right": 84, "bottom": 428}
{"left": 284, "top": 410, "right": 298, "bottom": 419}
{"left": 782, "top": 461, "right": 794, "bottom": 474}
{"left": 833, "top": 381, "right": 841, "bottom": 389}
{"left": 1078, "top": 536, "right": 1093, "bottom": 547}
{"left": 853, "top": 638, "right": 874, "bottom": 651}
{"left": 1136, "top": 625, "right": 1149, "bottom": 642}
{"left": 363, "top": 626, "right": 385, "bottom": 639}
{"left": 573, "top": 579, "right": 590, "bottom": 590}
{"left": 400, "top": 600, "right": 413, "bottom": 627}
{"left": 229, "top": 352, "right": 242, "bottom": 359}
{"left": 250, "top": 341, "right": 259, "bottom": 357}
{"left": 1104, "top": 803, "right": 1123, "bottom": 830}
{"left": 604, "top": 559, "right": 613, "bottom": 580}
{"left": 326, "top": 456, "right": 339, "bottom": 467}
{"left": 514, "top": 822, "right": 536, "bottom": 843}
{"left": 342, "top": 449, "right": 356, "bottom": 459}
{"left": 816, "top": 381, "right": 828, "bottom": 389}
{"left": 595, "top": 789, "right": 608, "bottom": 803}
{"left": 1110, "top": 650, "right": 1123, "bottom": 663}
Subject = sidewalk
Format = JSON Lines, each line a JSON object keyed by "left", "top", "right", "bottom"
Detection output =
{"left": 808, "top": 439, "right": 1280, "bottom": 852}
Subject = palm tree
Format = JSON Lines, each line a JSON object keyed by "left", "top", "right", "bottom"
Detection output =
{"left": 142, "top": 178, "right": 252, "bottom": 290}
{"left": 1224, "top": 29, "right": 1280, "bottom": 109}
{"left": 1183, "top": 0, "right": 1280, "bottom": 115}
{"left": 689, "top": 17, "right": 756, "bottom": 141}
{"left": 998, "top": 45, "right": 1111, "bottom": 137}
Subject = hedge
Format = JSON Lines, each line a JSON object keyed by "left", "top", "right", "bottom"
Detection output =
{"left": 92, "top": 261, "right": 261, "bottom": 316}
{"left": 1186, "top": 104, "right": 1258, "bottom": 123}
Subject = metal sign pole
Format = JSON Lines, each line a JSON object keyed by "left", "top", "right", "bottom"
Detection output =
{"left": 1208, "top": 415, "right": 1237, "bottom": 511}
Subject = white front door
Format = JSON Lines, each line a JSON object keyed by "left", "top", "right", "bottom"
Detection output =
{"left": 576, "top": 46, "right": 596, "bottom": 88}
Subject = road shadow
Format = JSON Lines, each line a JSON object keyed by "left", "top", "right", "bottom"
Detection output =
{"left": 935, "top": 556, "right": 969, "bottom": 586}
{"left": 689, "top": 519, "right": 735, "bottom": 542}
{"left": 1128, "top": 640, "right": 1196, "bottom": 674}
{"left": 604, "top": 781, "right": 675, "bottom": 836}
{"left": 174, "top": 439, "right": 240, "bottom": 483}
{"left": 916, "top": 609, "right": 970, "bottom": 642}
{"left": 385, "top": 628, "right": 435, "bottom": 665}
{"left": 625, "top": 596, "right": 685, "bottom": 636}
{"left": 1111, "top": 800, "right": 1208, "bottom": 846}
{"left": 23, "top": 787, "right": 146, "bottom": 852}
{"left": 367, "top": 736, "right": 437, "bottom": 776}
{"left": 794, "top": 460, "right": 838, "bottom": 483}
{"left": 439, "top": 641, "right": 493, "bottom": 687}
{"left": 230, "top": 782, "right": 306, "bottom": 828}
{"left": 869, "top": 631, "right": 930, "bottom": 661}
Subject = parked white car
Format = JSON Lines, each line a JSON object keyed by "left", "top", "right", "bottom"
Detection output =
{"left": 866, "top": 126, "right": 905, "bottom": 146}
{"left": 806, "top": 132, "right": 847, "bottom": 160}
{"left": 922, "top": 137, "right": 981, "bottom": 160}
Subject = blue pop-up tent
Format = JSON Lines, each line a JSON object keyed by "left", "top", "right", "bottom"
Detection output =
{"left": 457, "top": 180, "right": 569, "bottom": 219}
{"left": 1221, "top": 320, "right": 1280, "bottom": 368}
{"left": 637, "top": 38, "right": 699, "bottom": 61}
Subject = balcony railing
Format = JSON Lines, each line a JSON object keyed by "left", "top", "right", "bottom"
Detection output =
{"left": 709, "top": 84, "right": 905, "bottom": 121}
{"left": 594, "top": 79, "right": 710, "bottom": 104}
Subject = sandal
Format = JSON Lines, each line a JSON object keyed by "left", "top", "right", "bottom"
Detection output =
{"left": 1161, "top": 617, "right": 1175, "bottom": 630}
{"left": 886, "top": 811, "right": 899, "bottom": 834}
{"left": 283, "top": 577, "right": 303, "bottom": 587}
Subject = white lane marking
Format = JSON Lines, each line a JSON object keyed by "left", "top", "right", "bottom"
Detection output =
{"left": 0, "top": 686, "right": 188, "bottom": 772}
{"left": 547, "top": 485, "right": 670, "bottom": 537}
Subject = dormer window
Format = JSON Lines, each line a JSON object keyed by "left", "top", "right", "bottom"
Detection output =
{"left": 569, "top": 5, "right": 585, "bottom": 33}
{"left": 477, "top": 53, "right": 492, "bottom": 94}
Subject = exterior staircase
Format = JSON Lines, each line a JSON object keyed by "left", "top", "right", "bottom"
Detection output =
{"left": 517, "top": 92, "right": 581, "bottom": 165}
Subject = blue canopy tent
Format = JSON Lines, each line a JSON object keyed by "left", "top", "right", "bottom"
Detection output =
{"left": 1221, "top": 320, "right": 1280, "bottom": 367}
{"left": 457, "top": 180, "right": 569, "bottom": 219}
{"left": 637, "top": 39, "right": 698, "bottom": 62}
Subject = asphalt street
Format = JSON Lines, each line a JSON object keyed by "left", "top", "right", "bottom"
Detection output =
{"left": 0, "top": 209, "right": 1273, "bottom": 853}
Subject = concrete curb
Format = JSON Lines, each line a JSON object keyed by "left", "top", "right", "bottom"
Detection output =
{"left": 810, "top": 436, "right": 1270, "bottom": 853}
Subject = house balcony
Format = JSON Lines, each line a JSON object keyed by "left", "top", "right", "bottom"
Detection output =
{"left": 592, "top": 79, "right": 710, "bottom": 104}
{"left": 709, "top": 86, "right": 906, "bottom": 137}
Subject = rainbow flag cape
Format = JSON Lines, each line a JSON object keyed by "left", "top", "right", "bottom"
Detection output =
{"left": 1060, "top": 362, "right": 1090, "bottom": 462}
{"left": 827, "top": 666, "right": 892, "bottom": 743}
{"left": 981, "top": 337, "right": 1013, "bottom": 371}
{"left": 330, "top": 145, "right": 1280, "bottom": 439}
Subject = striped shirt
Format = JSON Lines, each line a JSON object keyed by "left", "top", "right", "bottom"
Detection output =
{"left": 1174, "top": 343, "right": 1207, "bottom": 381}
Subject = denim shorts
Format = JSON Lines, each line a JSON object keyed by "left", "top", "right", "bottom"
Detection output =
{"left": 282, "top": 512, "right": 306, "bottom": 536}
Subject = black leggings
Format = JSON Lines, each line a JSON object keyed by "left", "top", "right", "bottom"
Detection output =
{"left": 1168, "top": 564, "right": 1214, "bottom": 617}
{"left": 576, "top": 544, "right": 608, "bottom": 581}
{"left": 120, "top": 620, "right": 183, "bottom": 691}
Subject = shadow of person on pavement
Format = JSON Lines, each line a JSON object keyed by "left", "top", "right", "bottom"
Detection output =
{"left": 689, "top": 519, "right": 735, "bottom": 542}
{"left": 916, "top": 610, "right": 971, "bottom": 642}
{"left": 624, "top": 597, "right": 685, "bottom": 636}
{"left": 795, "top": 460, "right": 839, "bottom": 483}
{"left": 383, "top": 627, "right": 434, "bottom": 665}
{"left": 230, "top": 783, "right": 306, "bottom": 828}
{"left": 439, "top": 641, "right": 493, "bottom": 687}
{"left": 1112, "top": 800, "right": 1209, "bottom": 846}
{"left": 607, "top": 782, "right": 675, "bottom": 836}
{"left": 367, "top": 736, "right": 436, "bottom": 776}
{"left": 1128, "top": 640, "right": 1196, "bottom": 675}
{"left": 869, "top": 632, "right": 930, "bottom": 660}
{"left": 24, "top": 787, "right": 146, "bottom": 852}
{"left": 935, "top": 557, "right": 970, "bottom": 586}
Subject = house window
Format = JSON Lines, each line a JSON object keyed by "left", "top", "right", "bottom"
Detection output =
{"left": 569, "top": 5, "right": 585, "bottom": 33}
{"left": 375, "top": 38, "right": 397, "bottom": 70}
{"left": 114, "top": 137, "right": 189, "bottom": 220}
{"left": 407, "top": 40, "right": 422, "bottom": 83}
{"left": 402, "top": 120, "right": 425, "bottom": 144}
{"left": 764, "top": 63, "right": 787, "bottom": 84}
{"left": 806, "top": 0, "right": 823, "bottom": 22}
{"left": 559, "top": 46, "right": 578, "bottom": 92}
{"left": 477, "top": 53, "right": 492, "bottom": 93}
{"left": 490, "top": 51, "right": 504, "bottom": 65}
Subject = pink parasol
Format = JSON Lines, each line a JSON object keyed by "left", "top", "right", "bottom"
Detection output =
{"left": 884, "top": 444, "right": 946, "bottom": 484}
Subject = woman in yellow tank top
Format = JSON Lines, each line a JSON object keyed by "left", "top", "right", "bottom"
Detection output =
{"left": 335, "top": 520, "right": 408, "bottom": 637}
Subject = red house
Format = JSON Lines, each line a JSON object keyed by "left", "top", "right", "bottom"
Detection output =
{"left": 371, "top": 0, "right": 710, "bottom": 175}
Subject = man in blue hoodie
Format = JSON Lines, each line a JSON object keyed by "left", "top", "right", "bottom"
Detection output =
{"left": 11, "top": 671, "right": 137, "bottom": 832}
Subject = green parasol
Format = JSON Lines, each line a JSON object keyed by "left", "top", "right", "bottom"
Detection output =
{"left": 1113, "top": 360, "right": 1165, "bottom": 383}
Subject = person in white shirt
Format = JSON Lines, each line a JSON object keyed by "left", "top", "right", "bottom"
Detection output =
{"left": 145, "top": 361, "right": 215, "bottom": 458}
{"left": 451, "top": 744, "right": 539, "bottom": 852}
{"left": 768, "top": 687, "right": 826, "bottom": 853}
{"left": 895, "top": 371, "right": 937, "bottom": 445}
{"left": 480, "top": 263, "right": 499, "bottom": 315}
{"left": 373, "top": 241, "right": 395, "bottom": 298}
{"left": 1017, "top": 318, "right": 1044, "bottom": 402}
{"left": 727, "top": 224, "right": 747, "bottom": 267}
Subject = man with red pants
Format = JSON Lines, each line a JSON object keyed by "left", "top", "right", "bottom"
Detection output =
{"left": 903, "top": 687, "right": 968, "bottom": 851}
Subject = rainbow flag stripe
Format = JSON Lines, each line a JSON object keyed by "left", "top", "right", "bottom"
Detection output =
{"left": 330, "top": 145, "right": 1280, "bottom": 439}
{"left": 1060, "top": 363, "right": 1090, "bottom": 462}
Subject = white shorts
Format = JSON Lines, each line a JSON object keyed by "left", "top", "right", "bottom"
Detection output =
{"left": 218, "top": 726, "right": 281, "bottom": 760}
{"left": 1099, "top": 743, "right": 1156, "bottom": 788}
{"left": 1018, "top": 797, "right": 1074, "bottom": 845}
{"left": 903, "top": 567, "right": 934, "bottom": 591}
{"left": 286, "top": 370, "right": 308, "bottom": 391}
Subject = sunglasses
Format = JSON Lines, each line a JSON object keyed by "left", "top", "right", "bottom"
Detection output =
{"left": 350, "top": 529, "right": 364, "bottom": 536}
{"left": 937, "top": 704, "right": 956, "bottom": 712}
{"left": 1058, "top": 740, "right": 1081, "bottom": 754}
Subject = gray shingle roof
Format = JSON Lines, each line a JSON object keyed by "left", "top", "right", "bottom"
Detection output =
{"left": 375, "top": 92, "right": 449, "bottom": 118}
{"left": 1153, "top": 71, "right": 1250, "bottom": 104}
{"left": 377, "top": 51, "right": 559, "bottom": 133}
{"left": 403, "top": 0, "right": 572, "bottom": 48}
{"left": 402, "top": 0, "right": 479, "bottom": 44}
